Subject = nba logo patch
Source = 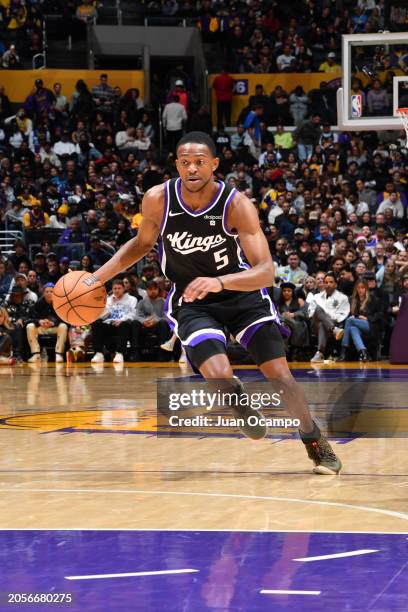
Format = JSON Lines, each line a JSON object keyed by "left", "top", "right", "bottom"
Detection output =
{"left": 210, "top": 220, "right": 216, "bottom": 226}
{"left": 351, "top": 94, "right": 362, "bottom": 118}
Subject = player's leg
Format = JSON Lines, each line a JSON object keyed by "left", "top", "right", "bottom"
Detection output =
{"left": 191, "top": 343, "right": 268, "bottom": 440}
{"left": 246, "top": 324, "right": 342, "bottom": 474}
{"left": 169, "top": 299, "right": 267, "bottom": 439}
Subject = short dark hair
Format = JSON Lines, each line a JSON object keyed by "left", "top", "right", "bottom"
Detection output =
{"left": 324, "top": 272, "right": 337, "bottom": 282}
{"left": 176, "top": 131, "right": 216, "bottom": 157}
{"left": 146, "top": 280, "right": 158, "bottom": 289}
{"left": 112, "top": 277, "right": 124, "bottom": 287}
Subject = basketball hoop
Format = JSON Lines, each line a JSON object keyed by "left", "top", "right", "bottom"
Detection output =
{"left": 396, "top": 108, "right": 408, "bottom": 147}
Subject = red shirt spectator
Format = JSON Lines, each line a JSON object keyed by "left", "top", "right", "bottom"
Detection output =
{"left": 212, "top": 70, "right": 234, "bottom": 103}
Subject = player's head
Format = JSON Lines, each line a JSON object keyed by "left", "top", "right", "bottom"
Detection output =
{"left": 176, "top": 132, "right": 219, "bottom": 192}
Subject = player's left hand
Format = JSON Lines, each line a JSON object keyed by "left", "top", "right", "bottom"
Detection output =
{"left": 183, "top": 277, "right": 223, "bottom": 302}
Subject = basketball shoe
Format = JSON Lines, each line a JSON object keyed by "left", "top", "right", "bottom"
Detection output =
{"left": 302, "top": 427, "right": 342, "bottom": 474}
{"left": 229, "top": 376, "right": 267, "bottom": 440}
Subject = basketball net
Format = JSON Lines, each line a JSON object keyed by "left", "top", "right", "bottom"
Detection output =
{"left": 396, "top": 108, "right": 408, "bottom": 147}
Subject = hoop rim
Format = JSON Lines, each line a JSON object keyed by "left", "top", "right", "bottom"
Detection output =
{"left": 396, "top": 107, "right": 408, "bottom": 114}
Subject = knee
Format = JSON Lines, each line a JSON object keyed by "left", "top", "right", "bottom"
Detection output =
{"left": 58, "top": 323, "right": 68, "bottom": 332}
{"left": 26, "top": 323, "right": 36, "bottom": 333}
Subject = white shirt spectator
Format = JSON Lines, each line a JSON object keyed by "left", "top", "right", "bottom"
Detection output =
{"left": 39, "top": 146, "right": 62, "bottom": 167}
{"left": 9, "top": 131, "right": 23, "bottom": 149}
{"left": 377, "top": 195, "right": 404, "bottom": 219}
{"left": 49, "top": 214, "right": 68, "bottom": 229}
{"left": 355, "top": 200, "right": 369, "bottom": 216}
{"left": 53, "top": 139, "right": 77, "bottom": 157}
{"left": 134, "top": 135, "right": 151, "bottom": 151}
{"left": 162, "top": 101, "right": 187, "bottom": 131}
{"left": 102, "top": 293, "right": 138, "bottom": 323}
{"left": 308, "top": 289, "right": 350, "bottom": 323}
{"left": 115, "top": 128, "right": 137, "bottom": 150}
{"left": 277, "top": 50, "right": 295, "bottom": 71}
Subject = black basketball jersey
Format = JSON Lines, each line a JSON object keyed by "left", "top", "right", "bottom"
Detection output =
{"left": 159, "top": 178, "right": 244, "bottom": 293}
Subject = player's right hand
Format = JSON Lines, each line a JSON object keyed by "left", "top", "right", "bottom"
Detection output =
{"left": 182, "top": 277, "right": 223, "bottom": 302}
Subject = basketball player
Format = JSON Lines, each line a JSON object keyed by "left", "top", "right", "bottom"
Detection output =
{"left": 93, "top": 132, "right": 341, "bottom": 474}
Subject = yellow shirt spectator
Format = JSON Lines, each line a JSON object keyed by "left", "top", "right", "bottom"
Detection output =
{"left": 23, "top": 206, "right": 50, "bottom": 230}
{"left": 319, "top": 54, "right": 341, "bottom": 73}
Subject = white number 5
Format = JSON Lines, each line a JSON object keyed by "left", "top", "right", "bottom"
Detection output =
{"left": 214, "top": 248, "right": 229, "bottom": 270}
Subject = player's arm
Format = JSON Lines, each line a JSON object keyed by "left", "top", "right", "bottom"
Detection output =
{"left": 93, "top": 185, "right": 164, "bottom": 285}
{"left": 221, "top": 191, "right": 275, "bottom": 290}
{"left": 183, "top": 192, "right": 274, "bottom": 302}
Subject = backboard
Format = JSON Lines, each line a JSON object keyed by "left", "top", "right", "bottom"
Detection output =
{"left": 337, "top": 32, "right": 408, "bottom": 131}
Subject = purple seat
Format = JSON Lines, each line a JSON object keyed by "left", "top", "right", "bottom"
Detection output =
{"left": 390, "top": 294, "right": 408, "bottom": 364}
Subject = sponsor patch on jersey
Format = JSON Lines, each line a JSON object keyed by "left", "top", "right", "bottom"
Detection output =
{"left": 204, "top": 215, "right": 222, "bottom": 220}
{"left": 166, "top": 231, "right": 226, "bottom": 254}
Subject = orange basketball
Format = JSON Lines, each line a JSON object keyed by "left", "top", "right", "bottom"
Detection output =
{"left": 52, "top": 271, "right": 107, "bottom": 326}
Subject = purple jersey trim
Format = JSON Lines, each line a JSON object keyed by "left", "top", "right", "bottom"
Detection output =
{"left": 159, "top": 180, "right": 170, "bottom": 233}
{"left": 187, "top": 332, "right": 227, "bottom": 348}
{"left": 164, "top": 285, "right": 176, "bottom": 331}
{"left": 222, "top": 187, "right": 237, "bottom": 236}
{"left": 239, "top": 322, "right": 265, "bottom": 349}
{"left": 176, "top": 178, "right": 224, "bottom": 216}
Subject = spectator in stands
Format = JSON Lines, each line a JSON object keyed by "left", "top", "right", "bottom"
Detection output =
{"left": 58, "top": 217, "right": 88, "bottom": 247}
{"left": 377, "top": 191, "right": 405, "bottom": 219}
{"left": 8, "top": 272, "right": 37, "bottom": 304}
{"left": 338, "top": 279, "right": 381, "bottom": 362}
{"left": 91, "top": 277, "right": 137, "bottom": 363}
{"left": 289, "top": 85, "right": 309, "bottom": 127}
{"left": 0, "top": 261, "right": 13, "bottom": 302}
{"left": 308, "top": 272, "right": 350, "bottom": 363}
{"left": 243, "top": 104, "right": 264, "bottom": 158}
{"left": 115, "top": 127, "right": 138, "bottom": 156}
{"left": 391, "top": 275, "right": 408, "bottom": 317}
{"left": 26, "top": 284, "right": 68, "bottom": 363}
{"left": 1, "top": 44, "right": 21, "bottom": 69}
{"left": 367, "top": 79, "right": 389, "bottom": 116}
{"left": 8, "top": 239, "right": 31, "bottom": 272}
{"left": 5, "top": 285, "right": 33, "bottom": 361}
{"left": 23, "top": 200, "right": 50, "bottom": 230}
{"left": 25, "top": 79, "right": 55, "bottom": 121}
{"left": 274, "top": 123, "right": 294, "bottom": 150}
{"left": 212, "top": 69, "right": 234, "bottom": 129}
{"left": 132, "top": 280, "right": 171, "bottom": 362}
{"left": 27, "top": 270, "right": 40, "bottom": 296}
{"left": 162, "top": 95, "right": 187, "bottom": 154}
{"left": 80, "top": 254, "right": 94, "bottom": 273}
{"left": 53, "top": 130, "right": 77, "bottom": 159}
{"left": 0, "top": 306, "right": 16, "bottom": 365}
{"left": 76, "top": 0, "right": 98, "bottom": 23}
{"left": 294, "top": 114, "right": 321, "bottom": 161}
{"left": 277, "top": 253, "right": 308, "bottom": 287}
{"left": 92, "top": 74, "right": 115, "bottom": 119}
{"left": 49, "top": 203, "right": 69, "bottom": 229}
{"left": 87, "top": 236, "right": 111, "bottom": 266}
{"left": 276, "top": 45, "right": 295, "bottom": 72}
{"left": 318, "top": 52, "right": 341, "bottom": 73}
{"left": 277, "top": 282, "right": 309, "bottom": 358}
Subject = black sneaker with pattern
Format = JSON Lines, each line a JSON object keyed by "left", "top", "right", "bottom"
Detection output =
{"left": 304, "top": 436, "right": 342, "bottom": 474}
{"left": 300, "top": 422, "right": 342, "bottom": 474}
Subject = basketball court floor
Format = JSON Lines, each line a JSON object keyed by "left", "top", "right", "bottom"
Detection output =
{"left": 0, "top": 361, "right": 407, "bottom": 611}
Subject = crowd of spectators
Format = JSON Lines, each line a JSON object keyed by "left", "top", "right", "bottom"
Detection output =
{"left": 141, "top": 0, "right": 386, "bottom": 73}
{"left": 0, "top": 0, "right": 407, "bottom": 365}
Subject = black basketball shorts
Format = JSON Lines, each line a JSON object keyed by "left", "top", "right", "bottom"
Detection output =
{"left": 165, "top": 288, "right": 288, "bottom": 369}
